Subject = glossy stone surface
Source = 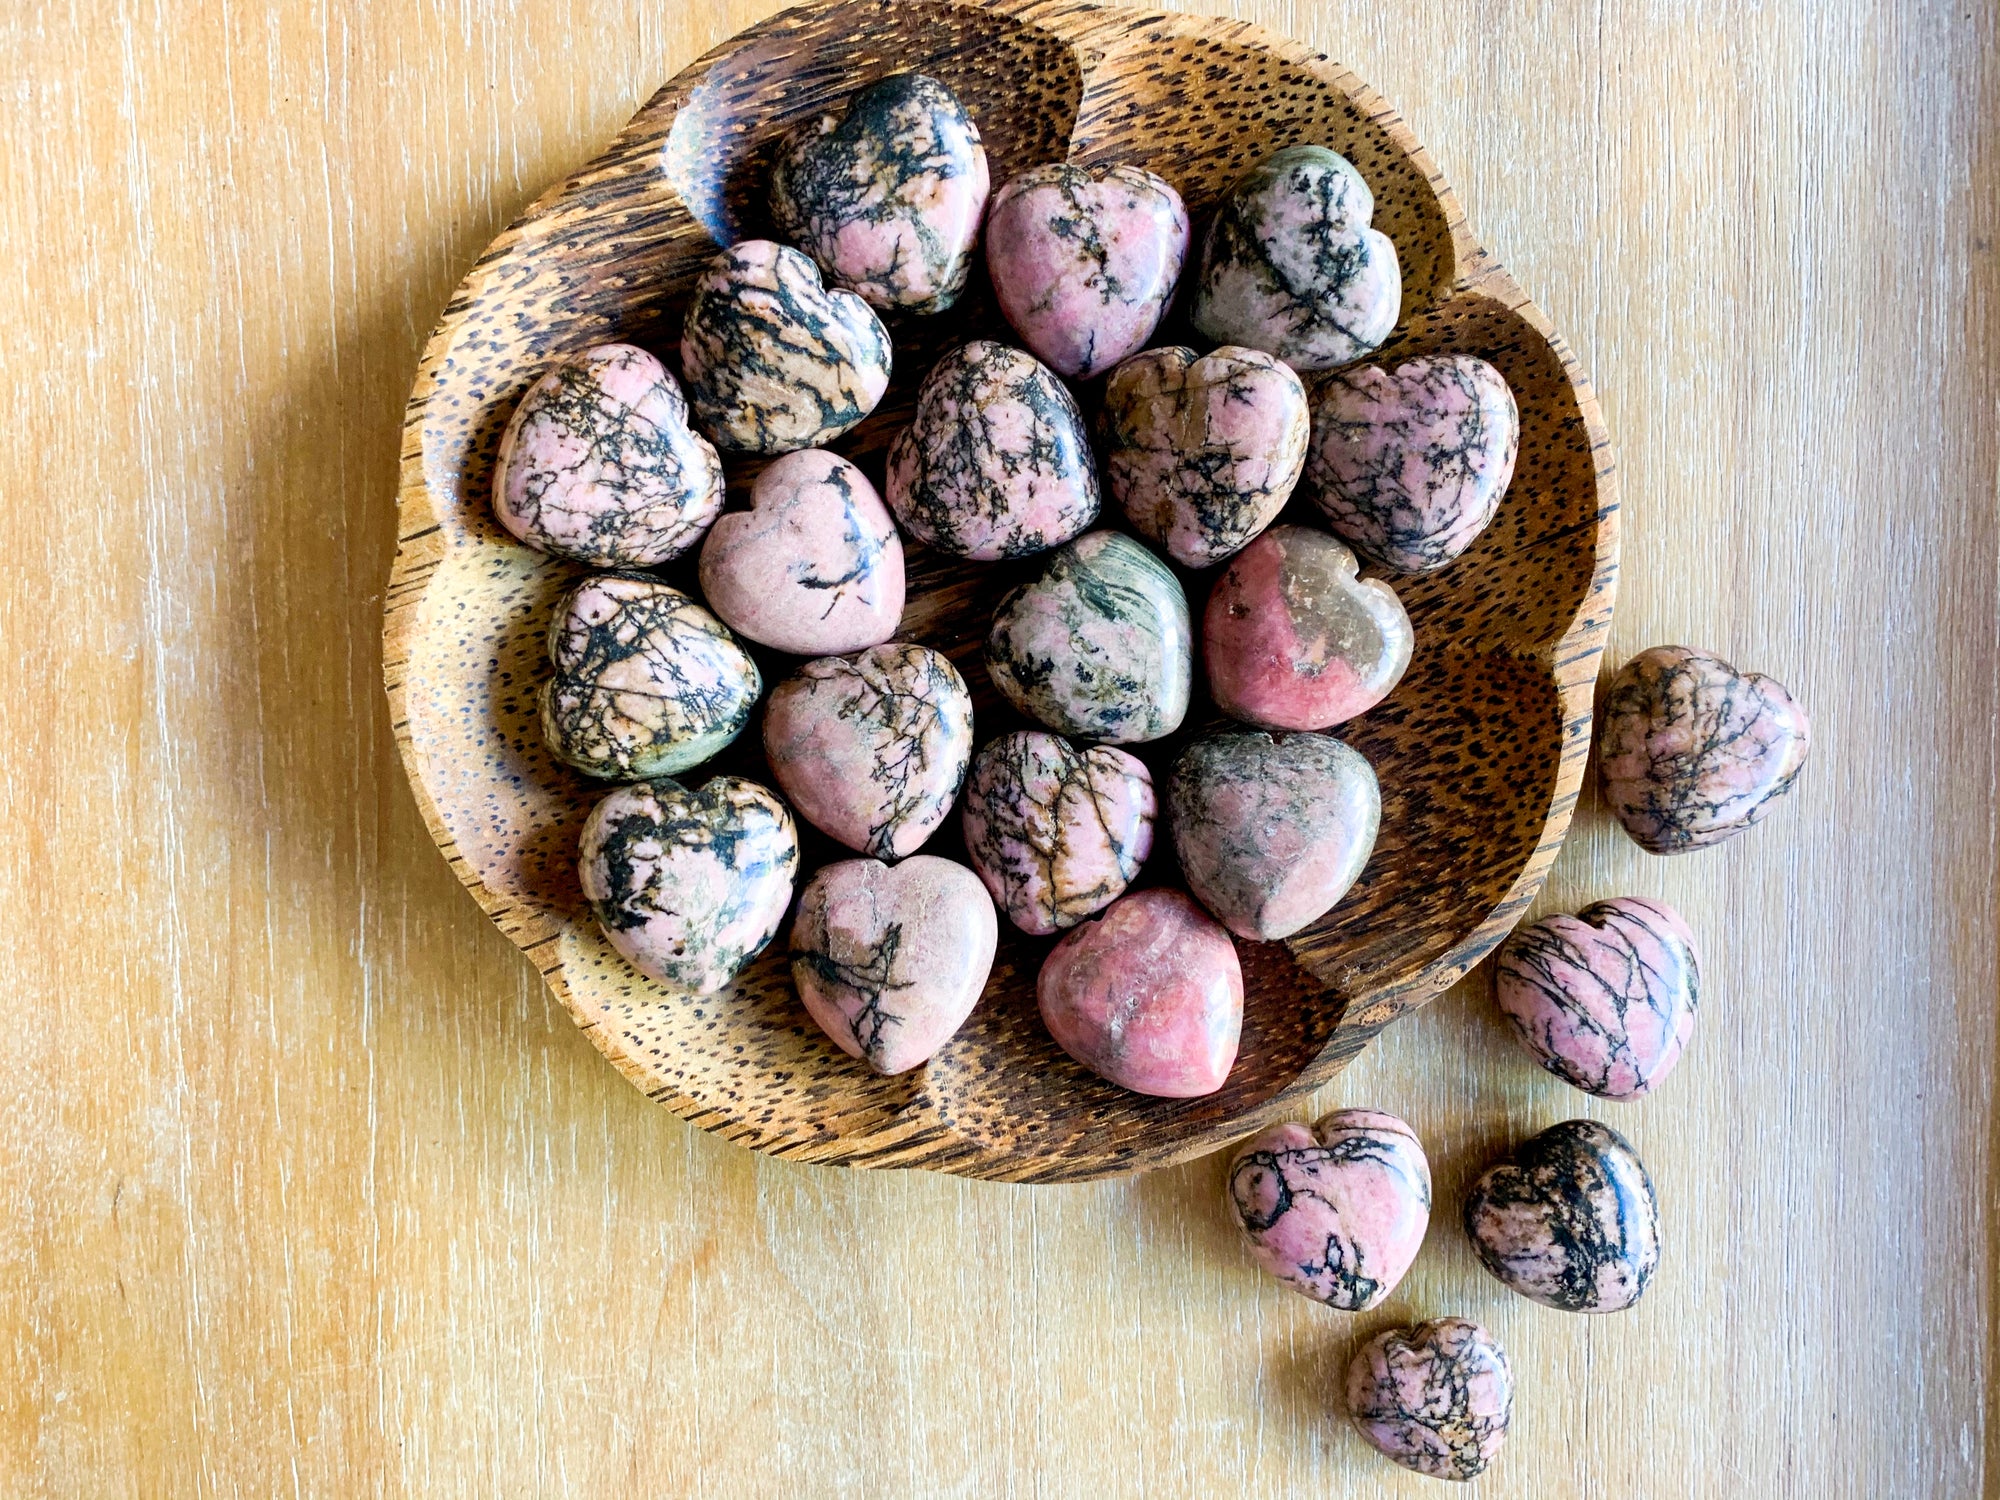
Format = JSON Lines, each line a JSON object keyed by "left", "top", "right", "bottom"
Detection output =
{"left": 1345, "top": 1319, "right": 1514, "bottom": 1482}
{"left": 763, "top": 642, "right": 974, "bottom": 861}
{"left": 960, "top": 730, "right": 1155, "bottom": 935}
{"left": 1191, "top": 145, "right": 1401, "bottom": 372}
{"left": 1306, "top": 355, "right": 1519, "bottom": 573}
{"left": 679, "top": 239, "right": 893, "bottom": 454}
{"left": 1037, "top": 889, "right": 1243, "bottom": 1097}
{"left": 987, "top": 530, "right": 1191, "bottom": 743}
{"left": 984, "top": 162, "right": 1188, "bottom": 379}
{"left": 790, "top": 855, "right": 998, "bottom": 1074}
{"left": 1202, "top": 525, "right": 1412, "bottom": 731}
{"left": 579, "top": 775, "right": 799, "bottom": 997}
{"left": 1598, "top": 645, "right": 1812, "bottom": 854}
{"left": 540, "top": 574, "right": 760, "bottom": 780}
{"left": 492, "top": 343, "right": 724, "bottom": 567}
{"left": 1464, "top": 1119, "right": 1662, "bottom": 1313}
{"left": 1101, "top": 345, "right": 1308, "bottom": 568}
{"left": 1169, "top": 732, "right": 1379, "bottom": 940}
{"left": 697, "top": 449, "right": 904, "bottom": 655}
{"left": 1226, "top": 1109, "right": 1430, "bottom": 1310}
{"left": 769, "top": 72, "right": 989, "bottom": 314}
{"left": 886, "top": 339, "right": 1099, "bottom": 559}
{"left": 1496, "top": 898, "right": 1701, "bottom": 1100}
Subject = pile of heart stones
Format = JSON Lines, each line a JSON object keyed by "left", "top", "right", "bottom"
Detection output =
{"left": 491, "top": 71, "right": 1812, "bottom": 1480}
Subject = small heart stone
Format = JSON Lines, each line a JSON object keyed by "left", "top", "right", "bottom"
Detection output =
{"left": 790, "top": 854, "right": 998, "bottom": 1074}
{"left": 1226, "top": 1108, "right": 1430, "bottom": 1310}
{"left": 984, "top": 162, "right": 1188, "bottom": 379}
{"left": 961, "top": 730, "right": 1156, "bottom": 936}
{"left": 987, "top": 530, "right": 1192, "bottom": 743}
{"left": 493, "top": 343, "right": 724, "bottom": 567}
{"left": 1463, "top": 1118, "right": 1661, "bottom": 1313}
{"left": 887, "top": 339, "right": 1099, "bottom": 559}
{"left": 1306, "top": 354, "right": 1520, "bottom": 574}
{"left": 697, "top": 449, "right": 904, "bottom": 655}
{"left": 579, "top": 774, "right": 799, "bottom": 997}
{"left": 1170, "top": 732, "right": 1380, "bottom": 940}
{"left": 1344, "top": 1318, "right": 1514, "bottom": 1481}
{"left": 680, "top": 239, "right": 892, "bottom": 454}
{"left": 1496, "top": 897, "right": 1700, "bottom": 1100}
{"left": 1597, "top": 644, "right": 1811, "bottom": 853}
{"left": 1192, "top": 145, "right": 1401, "bottom": 371}
{"left": 763, "top": 642, "right": 974, "bottom": 861}
{"left": 769, "top": 72, "right": 989, "bottom": 314}
{"left": 1202, "top": 525, "right": 1412, "bottom": 731}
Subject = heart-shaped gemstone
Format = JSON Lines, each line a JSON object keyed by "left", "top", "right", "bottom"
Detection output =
{"left": 1344, "top": 1318, "right": 1514, "bottom": 1481}
{"left": 1037, "top": 889, "right": 1242, "bottom": 1097}
{"left": 987, "top": 530, "right": 1192, "bottom": 743}
{"left": 791, "top": 854, "right": 998, "bottom": 1074}
{"left": 886, "top": 340, "right": 1099, "bottom": 559}
{"left": 770, "top": 72, "right": 989, "bottom": 314}
{"left": 541, "top": 574, "right": 760, "bottom": 779}
{"left": 579, "top": 774, "right": 799, "bottom": 997}
{"left": 763, "top": 642, "right": 974, "bottom": 861}
{"left": 1226, "top": 1108, "right": 1430, "bottom": 1310}
{"left": 493, "top": 343, "right": 724, "bottom": 567}
{"left": 1202, "top": 525, "right": 1412, "bottom": 731}
{"left": 1597, "top": 645, "right": 1811, "bottom": 853}
{"left": 680, "top": 239, "right": 892, "bottom": 454}
{"left": 697, "top": 449, "right": 905, "bottom": 655}
{"left": 984, "top": 162, "right": 1188, "bottom": 379}
{"left": 1463, "top": 1118, "right": 1661, "bottom": 1313}
{"left": 1192, "top": 145, "right": 1401, "bottom": 371}
{"left": 1169, "top": 732, "right": 1380, "bottom": 940}
{"left": 1306, "top": 355, "right": 1520, "bottom": 574}
{"left": 1100, "top": 345, "right": 1309, "bottom": 568}
{"left": 1496, "top": 898, "right": 1700, "bottom": 1100}
{"left": 961, "top": 730, "right": 1156, "bottom": 935}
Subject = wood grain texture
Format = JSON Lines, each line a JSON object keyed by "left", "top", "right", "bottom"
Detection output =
{"left": 1, "top": 0, "right": 1993, "bottom": 1494}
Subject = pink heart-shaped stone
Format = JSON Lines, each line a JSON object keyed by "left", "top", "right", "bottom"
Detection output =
{"left": 1344, "top": 1318, "right": 1514, "bottom": 1481}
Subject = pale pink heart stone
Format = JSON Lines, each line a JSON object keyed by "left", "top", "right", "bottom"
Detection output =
{"left": 1345, "top": 1319, "right": 1514, "bottom": 1481}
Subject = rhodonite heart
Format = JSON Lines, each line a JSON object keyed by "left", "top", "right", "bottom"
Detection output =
{"left": 1344, "top": 1318, "right": 1514, "bottom": 1481}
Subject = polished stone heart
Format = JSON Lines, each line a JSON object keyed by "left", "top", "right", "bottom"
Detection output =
{"left": 680, "top": 239, "right": 892, "bottom": 454}
{"left": 984, "top": 162, "right": 1188, "bottom": 379}
{"left": 579, "top": 774, "right": 799, "bottom": 997}
{"left": 1463, "top": 1119, "right": 1661, "bottom": 1313}
{"left": 1306, "top": 354, "right": 1519, "bottom": 574}
{"left": 1169, "top": 732, "right": 1379, "bottom": 940}
{"left": 790, "top": 854, "right": 998, "bottom": 1075}
{"left": 1226, "top": 1108, "right": 1430, "bottom": 1310}
{"left": 1344, "top": 1318, "right": 1514, "bottom": 1481}
{"left": 1597, "top": 645, "right": 1811, "bottom": 853}
{"left": 1202, "top": 525, "right": 1412, "bottom": 731}
{"left": 960, "top": 730, "right": 1155, "bottom": 936}
{"left": 1496, "top": 897, "right": 1700, "bottom": 1100}
{"left": 763, "top": 642, "right": 973, "bottom": 861}
{"left": 769, "top": 73, "right": 988, "bottom": 315}
{"left": 697, "top": 448, "right": 904, "bottom": 655}
{"left": 493, "top": 342, "right": 724, "bottom": 567}
{"left": 987, "top": 530, "right": 1191, "bottom": 743}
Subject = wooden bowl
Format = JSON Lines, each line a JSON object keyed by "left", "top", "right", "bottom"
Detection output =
{"left": 382, "top": 0, "right": 1618, "bottom": 1182}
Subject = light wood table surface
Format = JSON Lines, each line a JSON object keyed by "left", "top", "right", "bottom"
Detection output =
{"left": 4, "top": 2, "right": 1994, "bottom": 1495}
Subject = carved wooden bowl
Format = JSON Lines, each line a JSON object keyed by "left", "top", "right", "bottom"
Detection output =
{"left": 383, "top": 0, "right": 1618, "bottom": 1182}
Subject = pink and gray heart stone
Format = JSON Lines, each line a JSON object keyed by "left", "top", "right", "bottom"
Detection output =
{"left": 1496, "top": 897, "right": 1700, "bottom": 1100}
{"left": 1226, "top": 1108, "right": 1430, "bottom": 1310}
{"left": 1344, "top": 1318, "right": 1514, "bottom": 1481}
{"left": 790, "top": 854, "right": 998, "bottom": 1075}
{"left": 960, "top": 730, "right": 1155, "bottom": 936}
{"left": 578, "top": 774, "right": 799, "bottom": 998}
{"left": 769, "top": 72, "right": 989, "bottom": 315}
{"left": 1100, "top": 344, "right": 1309, "bottom": 568}
{"left": 492, "top": 342, "right": 724, "bottom": 567}
{"left": 984, "top": 162, "right": 1188, "bottom": 379}
{"left": 1306, "top": 354, "right": 1519, "bottom": 574}
{"left": 1597, "top": 644, "right": 1811, "bottom": 854}
{"left": 1463, "top": 1118, "right": 1661, "bottom": 1313}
